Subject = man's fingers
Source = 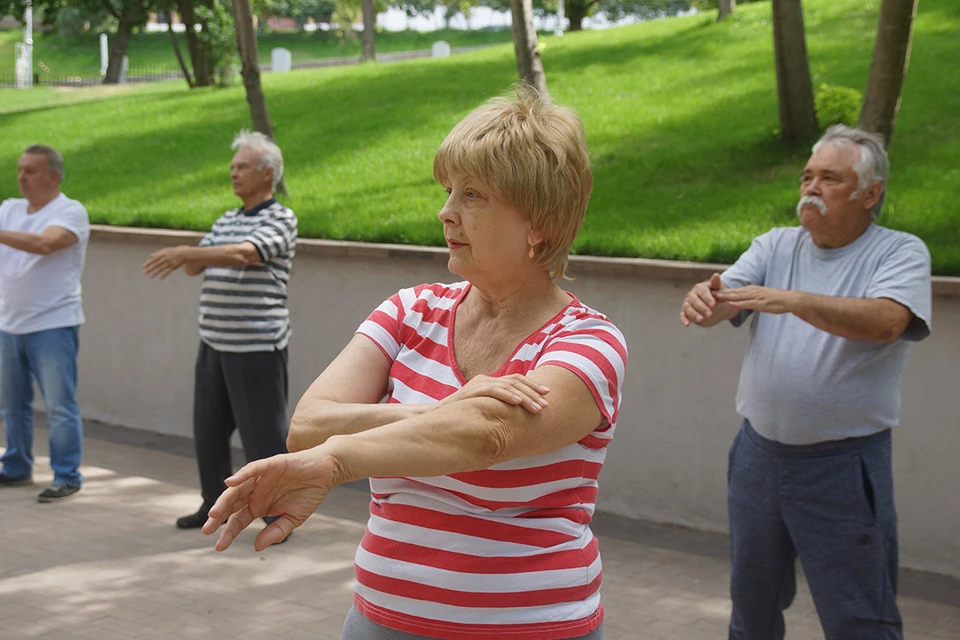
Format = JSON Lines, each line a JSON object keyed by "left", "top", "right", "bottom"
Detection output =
{"left": 681, "top": 302, "right": 703, "bottom": 325}
{"left": 687, "top": 294, "right": 712, "bottom": 318}
{"left": 695, "top": 286, "right": 717, "bottom": 309}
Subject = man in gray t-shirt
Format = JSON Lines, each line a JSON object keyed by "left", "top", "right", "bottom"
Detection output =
{"left": 680, "top": 126, "right": 931, "bottom": 640}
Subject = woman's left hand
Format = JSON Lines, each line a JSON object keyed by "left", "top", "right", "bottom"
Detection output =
{"left": 439, "top": 373, "right": 550, "bottom": 414}
{"left": 202, "top": 449, "right": 341, "bottom": 551}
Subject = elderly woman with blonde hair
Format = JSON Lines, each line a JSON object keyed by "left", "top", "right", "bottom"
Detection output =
{"left": 203, "top": 88, "right": 628, "bottom": 640}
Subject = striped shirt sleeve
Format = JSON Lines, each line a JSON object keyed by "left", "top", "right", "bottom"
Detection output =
{"left": 245, "top": 209, "right": 297, "bottom": 261}
{"left": 198, "top": 219, "right": 223, "bottom": 247}
{"left": 356, "top": 289, "right": 408, "bottom": 362}
{"left": 537, "top": 316, "right": 628, "bottom": 433}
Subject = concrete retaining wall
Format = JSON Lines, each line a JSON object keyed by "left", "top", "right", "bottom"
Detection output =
{"left": 75, "top": 226, "right": 960, "bottom": 577}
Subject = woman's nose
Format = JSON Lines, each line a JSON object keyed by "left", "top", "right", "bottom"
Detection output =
{"left": 438, "top": 198, "right": 458, "bottom": 224}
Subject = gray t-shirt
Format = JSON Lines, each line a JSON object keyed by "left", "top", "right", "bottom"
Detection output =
{"left": 721, "top": 224, "right": 931, "bottom": 445}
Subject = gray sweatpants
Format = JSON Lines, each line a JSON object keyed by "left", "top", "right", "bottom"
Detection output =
{"left": 728, "top": 420, "right": 901, "bottom": 640}
{"left": 341, "top": 605, "right": 605, "bottom": 639}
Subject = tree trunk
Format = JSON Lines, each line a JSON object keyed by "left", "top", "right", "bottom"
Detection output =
{"left": 771, "top": 0, "right": 817, "bottom": 144}
{"left": 361, "top": 0, "right": 376, "bottom": 61}
{"left": 510, "top": 0, "right": 548, "bottom": 100}
{"left": 566, "top": 0, "right": 589, "bottom": 31}
{"left": 178, "top": 0, "right": 213, "bottom": 86}
{"left": 231, "top": 0, "right": 286, "bottom": 194}
{"left": 858, "top": 0, "right": 918, "bottom": 147}
{"left": 718, "top": 0, "right": 735, "bottom": 21}
{"left": 164, "top": 8, "right": 195, "bottom": 88}
{"left": 104, "top": 20, "right": 133, "bottom": 83}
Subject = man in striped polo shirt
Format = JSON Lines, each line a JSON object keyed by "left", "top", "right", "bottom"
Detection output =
{"left": 143, "top": 131, "right": 297, "bottom": 535}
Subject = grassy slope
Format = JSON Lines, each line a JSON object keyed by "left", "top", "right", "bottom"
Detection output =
{"left": 0, "top": 29, "right": 520, "bottom": 77}
{"left": 0, "top": 0, "right": 957, "bottom": 273}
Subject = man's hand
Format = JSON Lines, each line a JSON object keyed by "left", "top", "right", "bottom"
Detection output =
{"left": 680, "top": 273, "right": 737, "bottom": 327}
{"left": 714, "top": 285, "right": 798, "bottom": 315}
{"left": 143, "top": 246, "right": 192, "bottom": 279}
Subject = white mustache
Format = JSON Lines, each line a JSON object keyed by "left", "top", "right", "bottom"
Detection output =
{"left": 797, "top": 195, "right": 828, "bottom": 218}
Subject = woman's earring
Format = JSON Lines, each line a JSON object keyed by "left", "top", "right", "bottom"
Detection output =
{"left": 528, "top": 246, "right": 535, "bottom": 259}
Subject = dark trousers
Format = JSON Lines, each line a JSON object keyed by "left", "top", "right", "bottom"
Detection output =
{"left": 728, "top": 420, "right": 902, "bottom": 640}
{"left": 193, "top": 342, "right": 289, "bottom": 510}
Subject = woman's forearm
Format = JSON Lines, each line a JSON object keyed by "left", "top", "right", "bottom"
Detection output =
{"left": 319, "top": 399, "right": 516, "bottom": 484}
{"left": 286, "top": 400, "right": 434, "bottom": 451}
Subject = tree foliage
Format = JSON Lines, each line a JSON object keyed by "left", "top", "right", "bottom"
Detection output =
{"left": 195, "top": 0, "right": 237, "bottom": 85}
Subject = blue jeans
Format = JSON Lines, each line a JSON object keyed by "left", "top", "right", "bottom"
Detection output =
{"left": 0, "top": 327, "right": 83, "bottom": 486}
{"left": 728, "top": 420, "right": 901, "bottom": 640}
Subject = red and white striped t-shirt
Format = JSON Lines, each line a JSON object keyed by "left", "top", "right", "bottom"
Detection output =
{"left": 354, "top": 281, "right": 628, "bottom": 640}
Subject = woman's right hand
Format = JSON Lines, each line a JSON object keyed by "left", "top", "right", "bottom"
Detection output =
{"left": 439, "top": 373, "right": 550, "bottom": 414}
{"left": 202, "top": 448, "right": 342, "bottom": 551}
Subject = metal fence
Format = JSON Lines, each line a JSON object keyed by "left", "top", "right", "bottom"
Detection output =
{"left": 0, "top": 65, "right": 184, "bottom": 88}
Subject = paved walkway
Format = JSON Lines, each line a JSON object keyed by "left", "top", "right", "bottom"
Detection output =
{"left": 2, "top": 418, "right": 959, "bottom": 640}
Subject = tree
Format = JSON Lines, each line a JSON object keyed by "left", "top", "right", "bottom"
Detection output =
{"left": 103, "top": 0, "right": 152, "bottom": 83}
{"left": 567, "top": 0, "right": 689, "bottom": 32}
{"left": 232, "top": 0, "right": 270, "bottom": 136}
{"left": 231, "top": 0, "right": 286, "bottom": 192}
{"left": 2, "top": 0, "right": 150, "bottom": 83}
{"left": 563, "top": 0, "right": 593, "bottom": 31}
{"left": 159, "top": 1, "right": 195, "bottom": 87}
{"left": 509, "top": 0, "right": 548, "bottom": 98}
{"left": 717, "top": 0, "right": 733, "bottom": 20}
{"left": 771, "top": 0, "right": 817, "bottom": 143}
{"left": 858, "top": 0, "right": 918, "bottom": 146}
{"left": 174, "top": 0, "right": 218, "bottom": 86}
{"left": 361, "top": 0, "right": 375, "bottom": 60}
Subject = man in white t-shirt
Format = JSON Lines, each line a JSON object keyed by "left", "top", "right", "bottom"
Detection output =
{"left": 0, "top": 145, "right": 90, "bottom": 503}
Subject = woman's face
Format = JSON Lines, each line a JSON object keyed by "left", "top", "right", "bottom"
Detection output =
{"left": 438, "top": 172, "right": 537, "bottom": 283}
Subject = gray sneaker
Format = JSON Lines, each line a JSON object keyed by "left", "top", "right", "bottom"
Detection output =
{"left": 37, "top": 483, "right": 81, "bottom": 503}
{"left": 0, "top": 473, "right": 33, "bottom": 487}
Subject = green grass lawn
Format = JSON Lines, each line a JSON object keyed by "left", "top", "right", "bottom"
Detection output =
{"left": 0, "top": 28, "right": 520, "bottom": 77}
{"left": 1, "top": 0, "right": 958, "bottom": 274}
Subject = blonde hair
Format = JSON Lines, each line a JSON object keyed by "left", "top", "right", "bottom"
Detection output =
{"left": 433, "top": 87, "right": 593, "bottom": 281}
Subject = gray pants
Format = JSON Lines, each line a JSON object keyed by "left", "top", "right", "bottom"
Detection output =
{"left": 728, "top": 420, "right": 901, "bottom": 640}
{"left": 341, "top": 605, "right": 604, "bottom": 639}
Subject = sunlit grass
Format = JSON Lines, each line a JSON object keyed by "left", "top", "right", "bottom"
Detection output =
{"left": 0, "top": 0, "right": 957, "bottom": 273}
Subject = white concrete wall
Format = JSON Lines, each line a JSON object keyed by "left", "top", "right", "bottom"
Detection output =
{"left": 78, "top": 227, "right": 960, "bottom": 577}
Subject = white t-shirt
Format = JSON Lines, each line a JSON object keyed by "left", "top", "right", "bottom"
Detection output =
{"left": 0, "top": 194, "right": 90, "bottom": 334}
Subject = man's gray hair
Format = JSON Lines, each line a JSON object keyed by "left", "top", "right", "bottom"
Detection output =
{"left": 24, "top": 144, "right": 65, "bottom": 183}
{"left": 231, "top": 130, "right": 284, "bottom": 191}
{"left": 812, "top": 125, "right": 889, "bottom": 220}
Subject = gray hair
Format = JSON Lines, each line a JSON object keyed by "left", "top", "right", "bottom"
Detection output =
{"left": 24, "top": 144, "right": 64, "bottom": 183}
{"left": 231, "top": 130, "right": 284, "bottom": 191}
{"left": 812, "top": 125, "right": 889, "bottom": 220}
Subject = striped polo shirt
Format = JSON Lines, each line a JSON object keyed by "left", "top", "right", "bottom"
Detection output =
{"left": 197, "top": 198, "right": 297, "bottom": 352}
{"left": 354, "top": 282, "right": 628, "bottom": 640}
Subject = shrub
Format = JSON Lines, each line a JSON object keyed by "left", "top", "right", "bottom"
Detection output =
{"left": 815, "top": 83, "right": 863, "bottom": 129}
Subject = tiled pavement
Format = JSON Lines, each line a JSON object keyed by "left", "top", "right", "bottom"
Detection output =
{"left": 2, "top": 418, "right": 959, "bottom": 640}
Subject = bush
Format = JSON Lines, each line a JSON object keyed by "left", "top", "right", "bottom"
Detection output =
{"left": 815, "top": 83, "right": 863, "bottom": 129}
